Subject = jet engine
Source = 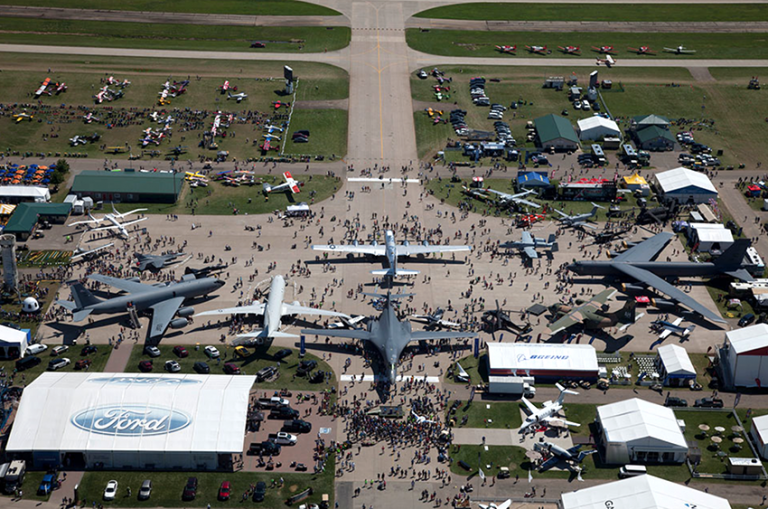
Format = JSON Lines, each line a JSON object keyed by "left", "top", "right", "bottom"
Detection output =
{"left": 177, "top": 307, "right": 195, "bottom": 317}
{"left": 170, "top": 318, "right": 189, "bottom": 329}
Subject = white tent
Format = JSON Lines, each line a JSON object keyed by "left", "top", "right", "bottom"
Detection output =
{"left": 7, "top": 373, "right": 256, "bottom": 469}
{"left": 750, "top": 415, "right": 768, "bottom": 460}
{"left": 722, "top": 324, "right": 768, "bottom": 388}
{"left": 596, "top": 398, "right": 688, "bottom": 464}
{"left": 487, "top": 343, "right": 598, "bottom": 380}
{"left": 0, "top": 325, "right": 28, "bottom": 359}
{"left": 655, "top": 168, "right": 718, "bottom": 204}
{"left": 561, "top": 474, "right": 731, "bottom": 509}
{"left": 0, "top": 186, "right": 50, "bottom": 203}
{"left": 577, "top": 116, "right": 621, "bottom": 141}
{"left": 656, "top": 344, "right": 696, "bottom": 386}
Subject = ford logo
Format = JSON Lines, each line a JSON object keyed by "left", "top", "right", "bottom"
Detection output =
{"left": 71, "top": 405, "right": 192, "bottom": 436}
{"left": 87, "top": 377, "right": 201, "bottom": 386}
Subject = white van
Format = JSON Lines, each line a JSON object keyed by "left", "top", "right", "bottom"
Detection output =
{"left": 619, "top": 464, "right": 647, "bottom": 478}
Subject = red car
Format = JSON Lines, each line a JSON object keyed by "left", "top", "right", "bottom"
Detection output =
{"left": 173, "top": 346, "right": 189, "bottom": 358}
{"left": 223, "top": 363, "right": 241, "bottom": 375}
{"left": 218, "top": 481, "right": 231, "bottom": 501}
{"left": 74, "top": 359, "right": 92, "bottom": 370}
{"left": 138, "top": 360, "right": 153, "bottom": 372}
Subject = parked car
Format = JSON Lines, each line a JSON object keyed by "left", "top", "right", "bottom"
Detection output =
{"left": 282, "top": 419, "right": 312, "bottom": 434}
{"left": 26, "top": 344, "right": 47, "bottom": 355}
{"left": 144, "top": 346, "right": 161, "bottom": 358}
{"left": 218, "top": 481, "right": 231, "bottom": 501}
{"left": 51, "top": 345, "right": 69, "bottom": 356}
{"left": 270, "top": 406, "right": 299, "bottom": 420}
{"left": 139, "top": 360, "right": 153, "bottom": 372}
{"left": 272, "top": 432, "right": 298, "bottom": 445}
{"left": 48, "top": 358, "right": 71, "bottom": 371}
{"left": 165, "top": 360, "right": 181, "bottom": 373}
{"left": 234, "top": 346, "right": 250, "bottom": 358}
{"left": 138, "top": 480, "right": 152, "bottom": 501}
{"left": 74, "top": 359, "right": 92, "bottom": 370}
{"left": 253, "top": 441, "right": 281, "bottom": 456}
{"left": 81, "top": 345, "right": 98, "bottom": 356}
{"left": 253, "top": 482, "right": 267, "bottom": 502}
{"left": 16, "top": 356, "right": 41, "bottom": 371}
{"left": 664, "top": 396, "right": 688, "bottom": 408}
{"left": 182, "top": 477, "right": 198, "bottom": 501}
{"left": 296, "top": 360, "right": 317, "bottom": 376}
{"left": 38, "top": 474, "right": 55, "bottom": 495}
{"left": 173, "top": 346, "right": 189, "bottom": 358}
{"left": 739, "top": 313, "right": 756, "bottom": 327}
{"left": 256, "top": 365, "right": 278, "bottom": 382}
{"left": 204, "top": 346, "right": 220, "bottom": 359}
{"left": 193, "top": 361, "right": 210, "bottom": 374}
{"left": 273, "top": 348, "right": 292, "bottom": 360}
{"left": 103, "top": 480, "right": 118, "bottom": 501}
{"left": 694, "top": 397, "right": 724, "bottom": 408}
{"left": 223, "top": 363, "right": 241, "bottom": 375}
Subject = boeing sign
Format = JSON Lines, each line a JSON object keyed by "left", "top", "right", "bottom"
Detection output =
{"left": 86, "top": 376, "right": 202, "bottom": 386}
{"left": 71, "top": 405, "right": 192, "bottom": 436}
{"left": 516, "top": 354, "right": 570, "bottom": 363}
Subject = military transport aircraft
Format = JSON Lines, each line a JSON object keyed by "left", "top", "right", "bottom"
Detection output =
{"left": 500, "top": 232, "right": 557, "bottom": 259}
{"left": 547, "top": 288, "right": 644, "bottom": 334}
{"left": 554, "top": 203, "right": 603, "bottom": 229}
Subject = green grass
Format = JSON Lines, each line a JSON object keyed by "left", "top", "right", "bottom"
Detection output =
{"left": 406, "top": 30, "right": 768, "bottom": 60}
{"left": 77, "top": 465, "right": 335, "bottom": 508}
{"left": 0, "top": 18, "right": 350, "bottom": 53}
{"left": 0, "top": 0, "right": 340, "bottom": 16}
{"left": 283, "top": 109, "right": 348, "bottom": 160}
{"left": 444, "top": 353, "right": 488, "bottom": 385}
{"left": 1, "top": 281, "right": 60, "bottom": 342}
{"left": 446, "top": 399, "right": 522, "bottom": 429}
{"left": 0, "top": 471, "right": 52, "bottom": 502}
{"left": 413, "top": 3, "right": 768, "bottom": 22}
{"left": 449, "top": 444, "right": 528, "bottom": 476}
{"left": 705, "top": 279, "right": 756, "bottom": 320}
{"left": 0, "top": 342, "right": 111, "bottom": 386}
{"left": 124, "top": 344, "right": 337, "bottom": 392}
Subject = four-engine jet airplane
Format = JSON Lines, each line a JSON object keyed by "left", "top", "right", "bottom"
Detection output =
{"left": 554, "top": 203, "right": 603, "bottom": 229}
{"left": 56, "top": 274, "right": 226, "bottom": 338}
{"left": 500, "top": 232, "right": 558, "bottom": 259}
{"left": 301, "top": 291, "right": 476, "bottom": 382}
{"left": 520, "top": 383, "right": 580, "bottom": 433}
{"left": 653, "top": 317, "right": 695, "bottom": 340}
{"left": 227, "top": 91, "right": 248, "bottom": 103}
{"left": 262, "top": 171, "right": 301, "bottom": 194}
{"left": 664, "top": 45, "right": 696, "bottom": 54}
{"left": 195, "top": 275, "right": 349, "bottom": 342}
{"left": 69, "top": 204, "right": 148, "bottom": 239}
{"left": 311, "top": 229, "right": 471, "bottom": 278}
{"left": 533, "top": 441, "right": 598, "bottom": 472}
{"left": 567, "top": 233, "right": 753, "bottom": 323}
{"left": 134, "top": 252, "right": 186, "bottom": 273}
{"left": 482, "top": 188, "right": 540, "bottom": 209}
{"left": 548, "top": 288, "right": 644, "bottom": 334}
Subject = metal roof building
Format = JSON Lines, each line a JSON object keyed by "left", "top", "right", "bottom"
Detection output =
{"left": 486, "top": 343, "right": 598, "bottom": 381}
{"left": 596, "top": 398, "right": 688, "bottom": 464}
{"left": 655, "top": 167, "right": 718, "bottom": 204}
{"left": 534, "top": 114, "right": 579, "bottom": 151}
{"left": 750, "top": 414, "right": 768, "bottom": 460}
{"left": 3, "top": 202, "right": 71, "bottom": 240}
{"left": 72, "top": 170, "right": 185, "bottom": 203}
{"left": 721, "top": 324, "right": 768, "bottom": 388}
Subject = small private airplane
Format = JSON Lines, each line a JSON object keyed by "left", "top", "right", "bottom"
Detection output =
{"left": 227, "top": 91, "right": 248, "bottom": 103}
{"left": 411, "top": 410, "right": 436, "bottom": 424}
{"left": 12, "top": 112, "right": 34, "bottom": 123}
{"left": 596, "top": 54, "right": 616, "bottom": 67}
{"left": 533, "top": 441, "right": 597, "bottom": 472}
{"left": 592, "top": 45, "right": 617, "bottom": 54}
{"left": 558, "top": 45, "right": 581, "bottom": 55}
{"left": 519, "top": 383, "right": 580, "bottom": 433}
{"left": 495, "top": 45, "right": 517, "bottom": 54}
{"left": 664, "top": 45, "right": 696, "bottom": 54}
{"left": 628, "top": 45, "right": 656, "bottom": 55}
{"left": 525, "top": 45, "right": 548, "bottom": 55}
{"left": 218, "top": 80, "right": 236, "bottom": 93}
{"left": 34, "top": 78, "right": 51, "bottom": 98}
{"left": 262, "top": 171, "right": 301, "bottom": 195}
{"left": 653, "top": 317, "right": 695, "bottom": 340}
{"left": 411, "top": 308, "right": 462, "bottom": 330}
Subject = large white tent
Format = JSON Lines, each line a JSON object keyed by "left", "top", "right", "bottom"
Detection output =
{"left": 721, "top": 324, "right": 768, "bottom": 388}
{"left": 561, "top": 474, "right": 731, "bottom": 509}
{"left": 577, "top": 116, "right": 621, "bottom": 141}
{"left": 7, "top": 373, "right": 255, "bottom": 470}
{"left": 596, "top": 398, "right": 688, "bottom": 464}
{"left": 486, "top": 343, "right": 598, "bottom": 381}
{"left": 0, "top": 325, "right": 28, "bottom": 359}
{"left": 656, "top": 344, "right": 696, "bottom": 386}
{"left": 655, "top": 167, "right": 718, "bottom": 204}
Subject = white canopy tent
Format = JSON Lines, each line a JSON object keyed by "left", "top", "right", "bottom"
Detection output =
{"left": 0, "top": 325, "right": 28, "bottom": 359}
{"left": 655, "top": 167, "right": 718, "bottom": 204}
{"left": 656, "top": 344, "right": 696, "bottom": 386}
{"left": 0, "top": 186, "right": 50, "bottom": 203}
{"left": 722, "top": 324, "right": 768, "bottom": 387}
{"left": 577, "top": 116, "right": 621, "bottom": 141}
{"left": 7, "top": 373, "right": 256, "bottom": 469}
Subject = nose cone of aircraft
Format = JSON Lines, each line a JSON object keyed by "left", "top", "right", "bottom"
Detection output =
{"left": 215, "top": 279, "right": 226, "bottom": 287}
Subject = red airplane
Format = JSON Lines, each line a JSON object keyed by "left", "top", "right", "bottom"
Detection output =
{"left": 558, "top": 46, "right": 581, "bottom": 55}
{"left": 516, "top": 213, "right": 545, "bottom": 227}
{"left": 272, "top": 101, "right": 290, "bottom": 109}
{"left": 495, "top": 45, "right": 517, "bottom": 54}
{"left": 259, "top": 139, "right": 279, "bottom": 152}
{"left": 433, "top": 85, "right": 450, "bottom": 92}
{"left": 627, "top": 46, "right": 656, "bottom": 55}
{"left": 54, "top": 82, "right": 67, "bottom": 95}
{"left": 218, "top": 80, "right": 237, "bottom": 94}
{"left": 592, "top": 46, "right": 617, "bottom": 55}
{"left": 525, "top": 45, "right": 548, "bottom": 55}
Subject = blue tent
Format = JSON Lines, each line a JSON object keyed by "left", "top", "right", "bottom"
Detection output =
{"left": 517, "top": 171, "right": 550, "bottom": 188}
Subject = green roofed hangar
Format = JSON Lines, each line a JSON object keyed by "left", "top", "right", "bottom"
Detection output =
{"left": 71, "top": 170, "right": 185, "bottom": 204}
{"left": 534, "top": 114, "right": 580, "bottom": 152}
{"left": 3, "top": 203, "right": 71, "bottom": 240}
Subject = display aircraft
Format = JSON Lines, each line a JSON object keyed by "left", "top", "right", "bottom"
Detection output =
{"left": 34, "top": 78, "right": 51, "bottom": 97}
{"left": 588, "top": 225, "right": 632, "bottom": 244}
{"left": 596, "top": 55, "right": 616, "bottom": 67}
{"left": 301, "top": 291, "right": 476, "bottom": 382}
{"left": 454, "top": 362, "right": 471, "bottom": 383}
{"left": 495, "top": 45, "right": 517, "bottom": 54}
{"left": 69, "top": 204, "right": 148, "bottom": 239}
{"left": 57, "top": 274, "right": 225, "bottom": 338}
{"left": 478, "top": 500, "right": 512, "bottom": 509}
{"left": 558, "top": 46, "right": 581, "bottom": 55}
{"left": 592, "top": 45, "right": 617, "bottom": 54}
{"left": 12, "top": 112, "right": 33, "bottom": 123}
{"left": 481, "top": 300, "right": 532, "bottom": 334}
{"left": 134, "top": 252, "right": 186, "bottom": 273}
{"left": 263, "top": 133, "right": 281, "bottom": 141}
{"left": 195, "top": 275, "right": 349, "bottom": 342}
{"left": 311, "top": 229, "right": 471, "bottom": 278}
{"left": 482, "top": 188, "right": 540, "bottom": 209}
{"left": 227, "top": 91, "right": 248, "bottom": 103}
{"left": 70, "top": 243, "right": 114, "bottom": 263}
{"left": 568, "top": 233, "right": 753, "bottom": 323}
{"left": 259, "top": 139, "right": 279, "bottom": 152}
{"left": 272, "top": 101, "right": 290, "bottom": 109}
{"left": 411, "top": 410, "right": 436, "bottom": 424}
{"left": 411, "top": 308, "right": 462, "bottom": 330}
{"left": 653, "top": 317, "right": 695, "bottom": 340}
{"left": 664, "top": 45, "right": 696, "bottom": 54}
{"left": 94, "top": 86, "right": 109, "bottom": 104}
{"left": 548, "top": 288, "right": 644, "bottom": 335}
{"left": 628, "top": 46, "right": 656, "bottom": 55}
{"left": 520, "top": 383, "right": 580, "bottom": 433}
{"left": 262, "top": 171, "right": 301, "bottom": 194}
{"left": 554, "top": 203, "right": 603, "bottom": 229}
{"left": 54, "top": 82, "right": 67, "bottom": 95}
{"left": 533, "top": 441, "right": 597, "bottom": 472}
{"left": 264, "top": 124, "right": 284, "bottom": 133}
{"left": 218, "top": 80, "right": 236, "bottom": 93}
{"left": 525, "top": 45, "right": 548, "bottom": 55}
{"left": 500, "top": 232, "right": 557, "bottom": 259}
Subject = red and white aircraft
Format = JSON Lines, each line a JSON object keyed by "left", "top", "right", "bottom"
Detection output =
{"left": 596, "top": 54, "right": 616, "bottom": 68}
{"left": 558, "top": 46, "right": 581, "bottom": 55}
{"left": 628, "top": 46, "right": 656, "bottom": 55}
{"left": 495, "top": 45, "right": 517, "bottom": 54}
{"left": 218, "top": 80, "right": 237, "bottom": 94}
{"left": 525, "top": 45, "right": 548, "bottom": 55}
{"left": 54, "top": 82, "right": 67, "bottom": 95}
{"left": 263, "top": 172, "right": 301, "bottom": 194}
{"left": 34, "top": 78, "right": 51, "bottom": 97}
{"left": 592, "top": 46, "right": 617, "bottom": 55}
{"left": 94, "top": 86, "right": 109, "bottom": 104}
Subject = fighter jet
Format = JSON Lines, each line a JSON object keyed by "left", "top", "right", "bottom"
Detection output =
{"left": 519, "top": 383, "right": 580, "bottom": 433}
{"left": 133, "top": 252, "right": 186, "bottom": 273}
{"left": 70, "top": 243, "right": 114, "bottom": 263}
{"left": 553, "top": 203, "right": 603, "bottom": 229}
{"left": 533, "top": 441, "right": 597, "bottom": 472}
{"left": 500, "top": 232, "right": 558, "bottom": 259}
{"left": 195, "top": 275, "right": 349, "bottom": 343}
{"left": 411, "top": 308, "right": 462, "bottom": 330}
{"left": 311, "top": 229, "right": 471, "bottom": 278}
{"left": 548, "top": 288, "right": 644, "bottom": 335}
{"left": 568, "top": 233, "right": 753, "bottom": 323}
{"left": 481, "top": 188, "right": 540, "bottom": 209}
{"left": 301, "top": 291, "right": 476, "bottom": 382}
{"left": 56, "top": 274, "right": 225, "bottom": 338}
{"left": 481, "top": 300, "right": 532, "bottom": 334}
{"left": 653, "top": 317, "right": 695, "bottom": 340}
{"left": 184, "top": 263, "right": 228, "bottom": 278}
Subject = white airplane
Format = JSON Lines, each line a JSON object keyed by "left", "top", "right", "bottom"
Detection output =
{"left": 70, "top": 242, "right": 114, "bottom": 263}
{"left": 69, "top": 204, "right": 148, "bottom": 239}
{"left": 94, "top": 86, "right": 109, "bottom": 104}
{"left": 596, "top": 54, "right": 616, "bottom": 67}
{"left": 194, "top": 275, "right": 349, "bottom": 343}
{"left": 479, "top": 500, "right": 512, "bottom": 509}
{"left": 312, "top": 229, "right": 472, "bottom": 278}
{"left": 411, "top": 410, "right": 436, "bottom": 424}
{"left": 664, "top": 45, "right": 696, "bottom": 55}
{"left": 654, "top": 317, "right": 695, "bottom": 340}
{"left": 227, "top": 91, "right": 248, "bottom": 103}
{"left": 454, "top": 362, "right": 470, "bottom": 383}
{"left": 264, "top": 124, "right": 284, "bottom": 133}
{"left": 482, "top": 188, "right": 540, "bottom": 209}
{"left": 411, "top": 308, "right": 462, "bottom": 330}
{"left": 519, "top": 383, "right": 580, "bottom": 433}
{"left": 263, "top": 133, "right": 281, "bottom": 141}
{"left": 263, "top": 171, "right": 301, "bottom": 194}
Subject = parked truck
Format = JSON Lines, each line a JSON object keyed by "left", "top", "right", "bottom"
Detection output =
{"left": 488, "top": 376, "right": 536, "bottom": 397}
{"left": 3, "top": 460, "right": 25, "bottom": 495}
{"left": 256, "top": 396, "right": 289, "bottom": 409}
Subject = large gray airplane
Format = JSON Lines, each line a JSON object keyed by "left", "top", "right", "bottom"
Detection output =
{"left": 133, "top": 252, "right": 186, "bottom": 273}
{"left": 56, "top": 274, "right": 225, "bottom": 338}
{"left": 500, "top": 231, "right": 558, "bottom": 259}
{"left": 301, "top": 292, "right": 476, "bottom": 382}
{"left": 554, "top": 203, "right": 604, "bottom": 229}
{"left": 568, "top": 233, "right": 753, "bottom": 323}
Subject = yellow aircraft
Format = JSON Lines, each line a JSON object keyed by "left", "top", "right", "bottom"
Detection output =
{"left": 13, "top": 112, "right": 34, "bottom": 123}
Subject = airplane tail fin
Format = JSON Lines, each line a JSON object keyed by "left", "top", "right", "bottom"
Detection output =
{"left": 614, "top": 299, "right": 644, "bottom": 331}
{"left": 555, "top": 382, "right": 579, "bottom": 402}
{"left": 714, "top": 239, "right": 751, "bottom": 271}
{"left": 371, "top": 268, "right": 420, "bottom": 277}
{"left": 70, "top": 282, "right": 101, "bottom": 309}
{"left": 576, "top": 450, "right": 597, "bottom": 463}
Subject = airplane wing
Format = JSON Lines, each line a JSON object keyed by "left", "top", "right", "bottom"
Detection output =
{"left": 118, "top": 208, "right": 148, "bottom": 218}
{"left": 672, "top": 317, "right": 684, "bottom": 326}
{"left": 593, "top": 288, "right": 619, "bottom": 304}
{"left": 513, "top": 198, "right": 541, "bottom": 208}
{"left": 554, "top": 209, "right": 570, "bottom": 219}
{"left": 195, "top": 303, "right": 266, "bottom": 317}
{"left": 520, "top": 396, "right": 539, "bottom": 415}
{"left": 523, "top": 247, "right": 538, "bottom": 259}
{"left": 148, "top": 296, "right": 185, "bottom": 338}
{"left": 613, "top": 232, "right": 674, "bottom": 262}
{"left": 659, "top": 328, "right": 673, "bottom": 340}
{"left": 496, "top": 500, "right": 512, "bottom": 509}
{"left": 300, "top": 328, "right": 373, "bottom": 341}
{"left": 69, "top": 218, "right": 102, "bottom": 227}
{"left": 410, "top": 330, "right": 476, "bottom": 341}
{"left": 281, "top": 303, "right": 349, "bottom": 319}
{"left": 396, "top": 245, "right": 471, "bottom": 256}
{"left": 723, "top": 268, "right": 755, "bottom": 282}
{"left": 88, "top": 274, "right": 155, "bottom": 294}
{"left": 121, "top": 217, "right": 148, "bottom": 227}
{"left": 613, "top": 264, "right": 725, "bottom": 323}
{"left": 538, "top": 456, "right": 560, "bottom": 473}
{"left": 521, "top": 231, "right": 533, "bottom": 244}
{"left": 544, "top": 416, "right": 581, "bottom": 427}
{"left": 70, "top": 243, "right": 114, "bottom": 262}
{"left": 311, "top": 244, "right": 386, "bottom": 256}
{"left": 547, "top": 313, "right": 582, "bottom": 335}
{"left": 547, "top": 289, "right": 617, "bottom": 334}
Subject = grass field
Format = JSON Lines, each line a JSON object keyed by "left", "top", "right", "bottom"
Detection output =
{"left": 0, "top": 0, "right": 340, "bottom": 16}
{"left": 446, "top": 399, "right": 523, "bottom": 429}
{"left": 0, "top": 18, "right": 350, "bottom": 53}
{"left": 0, "top": 342, "right": 111, "bottom": 386}
{"left": 406, "top": 30, "right": 768, "bottom": 61}
{"left": 124, "top": 344, "right": 337, "bottom": 392}
{"left": 78, "top": 465, "right": 335, "bottom": 508}
{"left": 283, "top": 109, "right": 348, "bottom": 160}
{"left": 677, "top": 410, "right": 759, "bottom": 476}
{"left": 413, "top": 3, "right": 768, "bottom": 22}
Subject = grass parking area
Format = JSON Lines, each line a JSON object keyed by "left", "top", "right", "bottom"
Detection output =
{"left": 124, "top": 344, "right": 336, "bottom": 392}
{"left": 0, "top": 0, "right": 340, "bottom": 16}
{"left": 283, "top": 109, "right": 348, "bottom": 160}
{"left": 77, "top": 465, "right": 335, "bottom": 508}
{"left": 0, "top": 18, "right": 350, "bottom": 53}
{"left": 446, "top": 399, "right": 522, "bottom": 429}
{"left": 0, "top": 342, "right": 111, "bottom": 386}
{"left": 413, "top": 3, "right": 767, "bottom": 22}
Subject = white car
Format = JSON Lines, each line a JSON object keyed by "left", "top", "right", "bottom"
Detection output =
{"left": 48, "top": 358, "right": 71, "bottom": 371}
{"left": 103, "top": 480, "right": 118, "bottom": 501}
{"left": 273, "top": 432, "right": 298, "bottom": 445}
{"left": 144, "top": 346, "right": 161, "bottom": 357}
{"left": 165, "top": 360, "right": 181, "bottom": 373}
{"left": 573, "top": 100, "right": 582, "bottom": 109}
{"left": 27, "top": 344, "right": 47, "bottom": 355}
{"left": 204, "top": 346, "right": 220, "bottom": 359}
{"left": 51, "top": 345, "right": 69, "bottom": 356}
{"left": 582, "top": 101, "right": 591, "bottom": 111}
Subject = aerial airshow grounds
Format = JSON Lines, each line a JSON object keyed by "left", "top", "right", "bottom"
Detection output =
{"left": 3, "top": 1, "right": 768, "bottom": 509}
